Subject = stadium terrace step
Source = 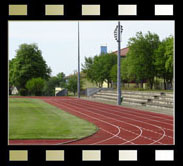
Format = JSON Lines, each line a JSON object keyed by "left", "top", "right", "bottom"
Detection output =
{"left": 122, "top": 94, "right": 156, "bottom": 100}
{"left": 91, "top": 89, "right": 174, "bottom": 110}
{"left": 93, "top": 94, "right": 117, "bottom": 100}
{"left": 96, "top": 92, "right": 117, "bottom": 96}
{"left": 165, "top": 93, "right": 174, "bottom": 97}
{"left": 94, "top": 94, "right": 150, "bottom": 103}
{"left": 97, "top": 92, "right": 159, "bottom": 100}
{"left": 123, "top": 101, "right": 146, "bottom": 106}
{"left": 159, "top": 96, "right": 174, "bottom": 101}
{"left": 92, "top": 96, "right": 146, "bottom": 106}
{"left": 146, "top": 102, "right": 173, "bottom": 109}
{"left": 123, "top": 98, "right": 147, "bottom": 105}
{"left": 151, "top": 98, "right": 173, "bottom": 105}
{"left": 90, "top": 96, "right": 117, "bottom": 103}
{"left": 97, "top": 90, "right": 165, "bottom": 96}
{"left": 94, "top": 93, "right": 152, "bottom": 101}
{"left": 124, "top": 97, "right": 148, "bottom": 102}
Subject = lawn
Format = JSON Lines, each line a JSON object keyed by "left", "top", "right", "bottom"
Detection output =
{"left": 9, "top": 98, "right": 98, "bottom": 140}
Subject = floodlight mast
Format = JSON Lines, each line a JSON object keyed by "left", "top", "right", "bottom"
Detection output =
{"left": 114, "top": 21, "right": 123, "bottom": 105}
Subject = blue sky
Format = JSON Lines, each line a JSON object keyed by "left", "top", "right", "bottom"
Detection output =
{"left": 9, "top": 21, "right": 174, "bottom": 76}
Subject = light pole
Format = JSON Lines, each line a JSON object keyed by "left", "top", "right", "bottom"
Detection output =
{"left": 114, "top": 21, "right": 123, "bottom": 105}
{"left": 77, "top": 21, "right": 80, "bottom": 98}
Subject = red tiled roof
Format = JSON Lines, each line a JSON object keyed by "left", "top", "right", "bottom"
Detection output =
{"left": 113, "top": 47, "right": 129, "bottom": 57}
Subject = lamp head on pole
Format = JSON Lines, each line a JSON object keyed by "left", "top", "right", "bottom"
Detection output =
{"left": 114, "top": 26, "right": 118, "bottom": 41}
{"left": 114, "top": 25, "right": 123, "bottom": 42}
{"left": 120, "top": 25, "right": 123, "bottom": 33}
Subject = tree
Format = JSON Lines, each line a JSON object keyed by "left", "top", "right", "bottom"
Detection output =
{"left": 82, "top": 57, "right": 96, "bottom": 84}
{"left": 165, "top": 36, "right": 174, "bottom": 87}
{"left": 9, "top": 43, "right": 51, "bottom": 91}
{"left": 82, "top": 53, "right": 117, "bottom": 88}
{"left": 154, "top": 36, "right": 173, "bottom": 89}
{"left": 43, "top": 76, "right": 60, "bottom": 96}
{"left": 66, "top": 74, "right": 83, "bottom": 95}
{"left": 92, "top": 55, "right": 106, "bottom": 87}
{"left": 101, "top": 53, "right": 117, "bottom": 87}
{"left": 121, "top": 57, "right": 133, "bottom": 84}
{"left": 110, "top": 58, "right": 132, "bottom": 88}
{"left": 56, "top": 72, "right": 66, "bottom": 88}
{"left": 26, "top": 77, "right": 45, "bottom": 96}
{"left": 110, "top": 64, "right": 117, "bottom": 84}
{"left": 127, "top": 31, "right": 160, "bottom": 89}
{"left": 9, "top": 59, "right": 17, "bottom": 93}
{"left": 42, "top": 72, "right": 67, "bottom": 96}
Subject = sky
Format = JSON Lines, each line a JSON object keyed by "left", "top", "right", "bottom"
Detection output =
{"left": 9, "top": 21, "right": 174, "bottom": 76}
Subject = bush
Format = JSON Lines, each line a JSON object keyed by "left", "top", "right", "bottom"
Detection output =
{"left": 26, "top": 77, "right": 45, "bottom": 96}
{"left": 66, "top": 74, "right": 84, "bottom": 96}
{"left": 154, "top": 79, "right": 161, "bottom": 90}
{"left": 19, "top": 88, "right": 27, "bottom": 96}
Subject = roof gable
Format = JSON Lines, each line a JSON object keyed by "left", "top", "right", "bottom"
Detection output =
{"left": 113, "top": 47, "right": 129, "bottom": 57}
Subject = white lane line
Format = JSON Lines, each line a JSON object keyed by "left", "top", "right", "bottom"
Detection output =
{"left": 63, "top": 100, "right": 168, "bottom": 144}
{"left": 67, "top": 100, "right": 172, "bottom": 140}
{"left": 144, "top": 128, "right": 173, "bottom": 139}
{"left": 119, "top": 127, "right": 162, "bottom": 144}
{"left": 150, "top": 127, "right": 166, "bottom": 144}
{"left": 79, "top": 100, "right": 173, "bottom": 125}
{"left": 163, "top": 128, "right": 173, "bottom": 131}
{"left": 46, "top": 100, "right": 139, "bottom": 145}
{"left": 92, "top": 128, "right": 135, "bottom": 145}
{"left": 60, "top": 103, "right": 141, "bottom": 145}
{"left": 91, "top": 127, "right": 122, "bottom": 145}
{"left": 120, "top": 127, "right": 143, "bottom": 145}
{"left": 65, "top": 101, "right": 166, "bottom": 145}
{"left": 73, "top": 99, "right": 173, "bottom": 133}
{"left": 55, "top": 126, "right": 129, "bottom": 145}
{"left": 63, "top": 99, "right": 173, "bottom": 134}
{"left": 50, "top": 100, "right": 166, "bottom": 144}
{"left": 48, "top": 100, "right": 143, "bottom": 144}
{"left": 81, "top": 99, "right": 173, "bottom": 122}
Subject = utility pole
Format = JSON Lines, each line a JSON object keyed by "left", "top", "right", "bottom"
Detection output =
{"left": 77, "top": 21, "right": 80, "bottom": 98}
{"left": 114, "top": 21, "right": 123, "bottom": 105}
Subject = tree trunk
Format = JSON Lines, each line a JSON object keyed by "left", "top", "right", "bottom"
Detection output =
{"left": 136, "top": 82, "right": 139, "bottom": 88}
{"left": 107, "top": 81, "right": 110, "bottom": 88}
{"left": 164, "top": 78, "right": 166, "bottom": 90}
{"left": 150, "top": 83, "right": 153, "bottom": 89}
{"left": 149, "top": 78, "right": 154, "bottom": 90}
{"left": 141, "top": 80, "right": 143, "bottom": 88}
{"left": 111, "top": 82, "right": 113, "bottom": 88}
{"left": 149, "top": 80, "right": 153, "bottom": 89}
{"left": 170, "top": 79, "right": 173, "bottom": 89}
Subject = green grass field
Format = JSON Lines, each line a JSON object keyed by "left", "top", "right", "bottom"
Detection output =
{"left": 9, "top": 98, "right": 98, "bottom": 140}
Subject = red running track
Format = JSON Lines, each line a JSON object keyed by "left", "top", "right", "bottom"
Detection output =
{"left": 10, "top": 96, "right": 174, "bottom": 145}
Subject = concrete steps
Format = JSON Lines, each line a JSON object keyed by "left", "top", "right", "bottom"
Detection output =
{"left": 91, "top": 90, "right": 174, "bottom": 110}
{"left": 93, "top": 94, "right": 117, "bottom": 101}
{"left": 146, "top": 102, "right": 173, "bottom": 109}
{"left": 151, "top": 98, "right": 173, "bottom": 105}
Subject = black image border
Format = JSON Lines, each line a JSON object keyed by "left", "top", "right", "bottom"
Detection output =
{"left": 0, "top": 0, "right": 181, "bottom": 166}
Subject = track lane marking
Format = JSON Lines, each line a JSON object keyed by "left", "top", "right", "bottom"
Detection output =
{"left": 77, "top": 99, "right": 173, "bottom": 126}
{"left": 60, "top": 100, "right": 167, "bottom": 144}
{"left": 74, "top": 100, "right": 174, "bottom": 136}
{"left": 79, "top": 98, "right": 173, "bottom": 121}
{"left": 46, "top": 100, "right": 142, "bottom": 145}
{"left": 57, "top": 99, "right": 170, "bottom": 144}
{"left": 64, "top": 100, "right": 172, "bottom": 141}
{"left": 46, "top": 99, "right": 168, "bottom": 145}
